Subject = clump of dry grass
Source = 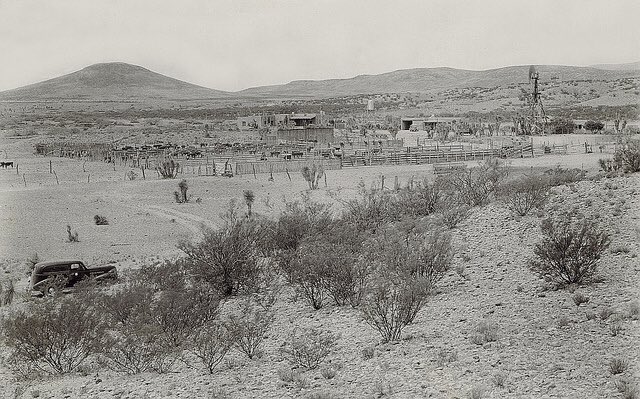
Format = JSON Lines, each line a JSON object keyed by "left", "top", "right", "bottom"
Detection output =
{"left": 572, "top": 292, "right": 590, "bottom": 306}
{"left": 609, "top": 358, "right": 629, "bottom": 375}
{"left": 470, "top": 321, "right": 498, "bottom": 345}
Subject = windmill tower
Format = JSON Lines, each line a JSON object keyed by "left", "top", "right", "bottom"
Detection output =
{"left": 526, "top": 65, "right": 548, "bottom": 134}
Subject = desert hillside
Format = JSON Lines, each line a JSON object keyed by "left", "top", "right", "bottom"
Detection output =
{"left": 0, "top": 138, "right": 638, "bottom": 399}
{"left": 0, "top": 63, "right": 230, "bottom": 101}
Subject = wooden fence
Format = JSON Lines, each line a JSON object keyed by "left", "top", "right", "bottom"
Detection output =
{"left": 235, "top": 159, "right": 342, "bottom": 176}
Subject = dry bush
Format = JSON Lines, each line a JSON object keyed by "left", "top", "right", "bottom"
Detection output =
{"left": 500, "top": 174, "right": 550, "bottom": 216}
{"left": 492, "top": 372, "right": 508, "bottom": 388}
{"left": 360, "top": 275, "right": 431, "bottom": 343}
{"left": 0, "top": 279, "right": 15, "bottom": 306}
{"left": 190, "top": 322, "right": 235, "bottom": 374}
{"left": 610, "top": 358, "right": 629, "bottom": 375}
{"left": 285, "top": 223, "right": 368, "bottom": 309}
{"left": 25, "top": 253, "right": 39, "bottom": 276}
{"left": 469, "top": 385, "right": 486, "bottom": 399}
{"left": 157, "top": 159, "right": 179, "bottom": 179}
{"left": 280, "top": 328, "right": 339, "bottom": 370}
{"left": 396, "top": 178, "right": 442, "bottom": 217}
{"left": 341, "top": 182, "right": 400, "bottom": 233}
{"left": 433, "top": 200, "right": 471, "bottom": 229}
{"left": 65, "top": 224, "right": 79, "bottom": 242}
{"left": 572, "top": 292, "right": 590, "bottom": 306}
{"left": 470, "top": 321, "right": 498, "bottom": 345}
{"left": 301, "top": 164, "right": 324, "bottom": 190}
{"left": 439, "top": 159, "right": 509, "bottom": 207}
{"left": 613, "top": 140, "right": 640, "bottom": 174}
{"left": 93, "top": 214, "right": 109, "bottom": 225}
{"left": 2, "top": 298, "right": 107, "bottom": 375}
{"left": 529, "top": 218, "right": 610, "bottom": 286}
{"left": 543, "top": 166, "right": 586, "bottom": 186}
{"left": 225, "top": 299, "right": 274, "bottom": 359}
{"left": 180, "top": 216, "right": 268, "bottom": 297}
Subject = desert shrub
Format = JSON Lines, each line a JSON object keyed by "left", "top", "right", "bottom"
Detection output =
{"left": 396, "top": 178, "right": 442, "bottom": 217}
{"left": 470, "top": 321, "right": 498, "bottom": 345}
{"left": 529, "top": 218, "right": 610, "bottom": 286}
{"left": 280, "top": 328, "right": 339, "bottom": 370}
{"left": 614, "top": 140, "right": 640, "bottom": 173}
{"left": 610, "top": 358, "right": 629, "bottom": 375}
{"left": 0, "top": 279, "right": 15, "bottom": 306}
{"left": 179, "top": 216, "right": 268, "bottom": 297}
{"left": 433, "top": 200, "right": 471, "bottom": 229}
{"left": 500, "top": 174, "right": 550, "bottom": 216}
{"left": 301, "top": 164, "right": 324, "bottom": 190}
{"left": 492, "top": 372, "right": 507, "bottom": 388}
{"left": 599, "top": 158, "right": 623, "bottom": 174}
{"left": 360, "top": 274, "right": 431, "bottom": 343}
{"left": 3, "top": 298, "right": 107, "bottom": 375}
{"left": 439, "top": 159, "right": 509, "bottom": 206}
{"left": 610, "top": 322, "right": 623, "bottom": 336}
{"left": 614, "top": 379, "right": 639, "bottom": 399}
{"left": 543, "top": 166, "right": 585, "bottom": 186}
{"left": 225, "top": 299, "right": 273, "bottom": 359}
{"left": 368, "top": 226, "right": 453, "bottom": 288}
{"left": 341, "top": 182, "right": 400, "bottom": 232}
{"left": 174, "top": 179, "right": 189, "bottom": 203}
{"left": 157, "top": 159, "right": 179, "bottom": 179}
{"left": 94, "top": 214, "right": 109, "bottom": 225}
{"left": 572, "top": 292, "right": 590, "bottom": 306}
{"left": 190, "top": 322, "right": 235, "bottom": 374}
{"left": 320, "top": 366, "right": 337, "bottom": 380}
{"left": 266, "top": 196, "right": 333, "bottom": 258}
{"left": 469, "top": 385, "right": 486, "bottom": 399}
{"left": 102, "top": 321, "right": 173, "bottom": 374}
{"left": 361, "top": 346, "right": 375, "bottom": 360}
{"left": 286, "top": 222, "right": 368, "bottom": 308}
{"left": 600, "top": 307, "right": 615, "bottom": 320}
{"left": 66, "top": 224, "right": 79, "bottom": 242}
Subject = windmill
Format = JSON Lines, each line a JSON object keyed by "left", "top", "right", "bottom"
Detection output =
{"left": 526, "top": 65, "right": 547, "bottom": 134}
{"left": 515, "top": 66, "right": 548, "bottom": 135}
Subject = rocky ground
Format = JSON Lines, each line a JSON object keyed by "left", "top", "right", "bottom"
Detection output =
{"left": 0, "top": 136, "right": 638, "bottom": 399}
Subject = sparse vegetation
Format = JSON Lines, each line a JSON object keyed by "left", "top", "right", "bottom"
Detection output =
{"left": 529, "top": 218, "right": 610, "bottom": 286}
{"left": 94, "top": 214, "right": 109, "bottom": 225}
{"left": 572, "top": 292, "right": 590, "bottom": 306}
{"left": 157, "top": 158, "right": 179, "bottom": 178}
{"left": 609, "top": 358, "right": 629, "bottom": 375}
{"left": 500, "top": 174, "right": 550, "bottom": 216}
{"left": 301, "top": 164, "right": 324, "bottom": 190}
{"left": 280, "top": 328, "right": 339, "bottom": 370}
{"left": 65, "top": 224, "right": 79, "bottom": 242}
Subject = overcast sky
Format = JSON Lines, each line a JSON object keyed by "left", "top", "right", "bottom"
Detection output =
{"left": 0, "top": 0, "right": 639, "bottom": 92}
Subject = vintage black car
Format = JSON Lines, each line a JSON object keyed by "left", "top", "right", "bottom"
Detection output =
{"left": 30, "top": 260, "right": 117, "bottom": 296}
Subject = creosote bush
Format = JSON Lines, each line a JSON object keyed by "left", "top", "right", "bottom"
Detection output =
{"left": 225, "top": 299, "right": 274, "bottom": 360}
{"left": 3, "top": 298, "right": 108, "bottom": 375}
{"left": 529, "top": 218, "right": 610, "bottom": 286}
{"left": 439, "top": 159, "right": 509, "bottom": 207}
{"left": 280, "top": 328, "right": 339, "bottom": 370}
{"left": 179, "top": 211, "right": 268, "bottom": 297}
{"left": 190, "top": 322, "right": 235, "bottom": 374}
{"left": 500, "top": 174, "right": 550, "bottom": 216}
{"left": 543, "top": 166, "right": 585, "bottom": 186}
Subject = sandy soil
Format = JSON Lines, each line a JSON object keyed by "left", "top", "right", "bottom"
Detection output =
{"left": 0, "top": 135, "right": 637, "bottom": 398}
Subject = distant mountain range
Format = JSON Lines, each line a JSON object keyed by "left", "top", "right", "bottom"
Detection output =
{"left": 0, "top": 61, "right": 638, "bottom": 102}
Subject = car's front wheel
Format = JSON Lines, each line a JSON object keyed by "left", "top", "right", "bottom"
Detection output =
{"left": 46, "top": 286, "right": 56, "bottom": 296}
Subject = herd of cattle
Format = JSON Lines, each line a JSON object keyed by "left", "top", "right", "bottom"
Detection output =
{"left": 0, "top": 161, "right": 13, "bottom": 168}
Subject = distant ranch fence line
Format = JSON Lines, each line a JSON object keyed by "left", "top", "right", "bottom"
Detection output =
{"left": 235, "top": 159, "right": 342, "bottom": 176}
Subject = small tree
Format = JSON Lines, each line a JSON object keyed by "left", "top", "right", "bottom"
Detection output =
{"left": 584, "top": 120, "right": 604, "bottom": 134}
{"left": 551, "top": 118, "right": 575, "bottom": 135}
{"left": 225, "top": 299, "right": 273, "bottom": 360}
{"left": 301, "top": 164, "right": 324, "bottom": 190}
{"left": 529, "top": 218, "right": 611, "bottom": 286}
{"left": 190, "top": 322, "right": 235, "bottom": 374}
{"left": 179, "top": 217, "right": 267, "bottom": 297}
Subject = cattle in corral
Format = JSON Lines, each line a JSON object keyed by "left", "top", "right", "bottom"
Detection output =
{"left": 0, "top": 161, "right": 14, "bottom": 168}
{"left": 292, "top": 151, "right": 304, "bottom": 158}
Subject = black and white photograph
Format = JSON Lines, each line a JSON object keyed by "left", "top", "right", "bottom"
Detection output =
{"left": 0, "top": 1, "right": 639, "bottom": 398}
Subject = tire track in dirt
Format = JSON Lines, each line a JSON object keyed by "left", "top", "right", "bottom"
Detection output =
{"left": 144, "top": 205, "right": 218, "bottom": 236}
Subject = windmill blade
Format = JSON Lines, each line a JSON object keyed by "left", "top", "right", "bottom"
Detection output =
{"left": 528, "top": 65, "right": 537, "bottom": 82}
